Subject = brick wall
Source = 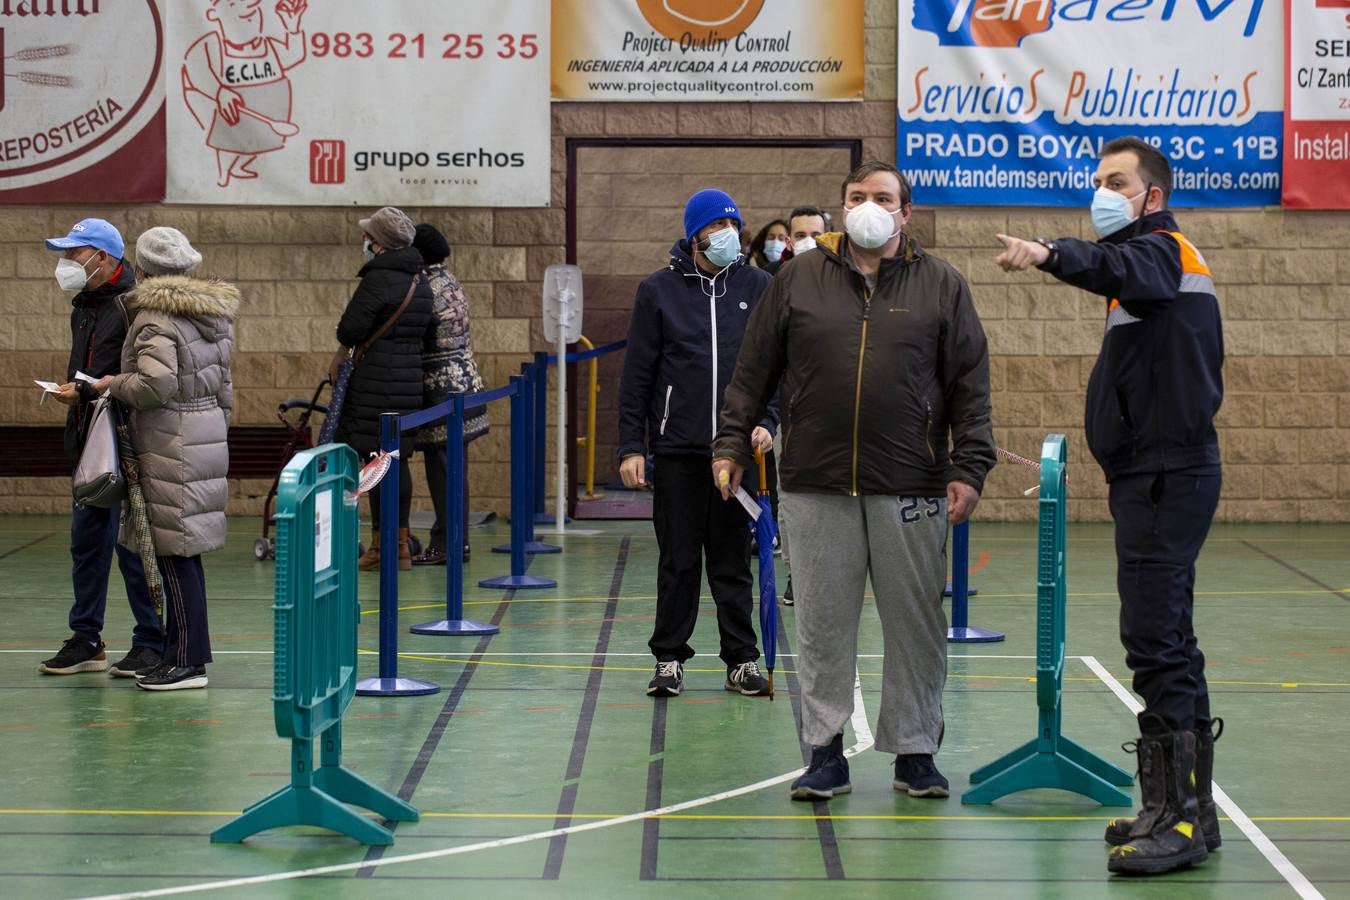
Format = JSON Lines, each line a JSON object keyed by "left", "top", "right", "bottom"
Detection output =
{"left": 1, "top": 0, "right": 1347, "bottom": 521}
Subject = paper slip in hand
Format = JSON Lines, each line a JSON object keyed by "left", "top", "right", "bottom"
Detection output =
{"left": 74, "top": 371, "right": 97, "bottom": 383}
{"left": 34, "top": 380, "right": 60, "bottom": 393}
{"left": 734, "top": 486, "right": 761, "bottom": 521}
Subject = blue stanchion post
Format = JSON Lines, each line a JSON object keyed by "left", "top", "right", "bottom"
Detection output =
{"left": 356, "top": 413, "right": 440, "bottom": 696}
{"left": 496, "top": 361, "right": 560, "bottom": 555}
{"left": 412, "top": 394, "right": 499, "bottom": 636}
{"left": 947, "top": 521, "right": 1004, "bottom": 643}
{"left": 532, "top": 350, "right": 554, "bottom": 525}
{"left": 481, "top": 377, "right": 556, "bottom": 590}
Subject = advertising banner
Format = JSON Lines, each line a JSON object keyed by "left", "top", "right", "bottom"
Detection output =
{"left": 896, "top": 0, "right": 1284, "bottom": 206}
{"left": 165, "top": 0, "right": 550, "bottom": 206}
{"left": 1283, "top": 0, "right": 1350, "bottom": 208}
{"left": 0, "top": 0, "right": 165, "bottom": 203}
{"left": 553, "top": 0, "right": 863, "bottom": 101}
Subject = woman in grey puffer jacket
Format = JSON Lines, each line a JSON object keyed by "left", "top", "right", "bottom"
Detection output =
{"left": 97, "top": 227, "right": 237, "bottom": 692}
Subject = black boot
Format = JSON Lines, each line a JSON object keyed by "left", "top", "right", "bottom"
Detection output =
{"left": 1194, "top": 718, "right": 1223, "bottom": 850}
{"left": 1104, "top": 717, "right": 1223, "bottom": 851}
{"left": 1107, "top": 716, "right": 1208, "bottom": 875}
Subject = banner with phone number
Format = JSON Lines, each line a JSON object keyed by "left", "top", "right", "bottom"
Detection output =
{"left": 1283, "top": 0, "right": 1350, "bottom": 208}
{"left": 165, "top": 0, "right": 549, "bottom": 206}
{"left": 895, "top": 0, "right": 1283, "bottom": 206}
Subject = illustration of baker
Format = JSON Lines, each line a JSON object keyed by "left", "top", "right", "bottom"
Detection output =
{"left": 181, "top": 0, "right": 308, "bottom": 187}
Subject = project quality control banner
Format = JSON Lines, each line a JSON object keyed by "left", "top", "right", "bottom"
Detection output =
{"left": 1283, "top": 0, "right": 1350, "bottom": 208}
{"left": 0, "top": 0, "right": 165, "bottom": 203}
{"left": 164, "top": 0, "right": 550, "bottom": 205}
{"left": 553, "top": 0, "right": 863, "bottom": 101}
{"left": 895, "top": 0, "right": 1284, "bottom": 205}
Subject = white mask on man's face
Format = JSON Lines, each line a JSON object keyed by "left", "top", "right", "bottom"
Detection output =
{"left": 844, "top": 201, "right": 903, "bottom": 249}
{"left": 792, "top": 236, "right": 817, "bottom": 254}
{"left": 55, "top": 254, "right": 98, "bottom": 292}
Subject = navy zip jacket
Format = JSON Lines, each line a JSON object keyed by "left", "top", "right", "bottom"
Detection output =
{"left": 64, "top": 261, "right": 136, "bottom": 467}
{"left": 1044, "top": 210, "right": 1224, "bottom": 482}
{"left": 618, "top": 241, "right": 777, "bottom": 459}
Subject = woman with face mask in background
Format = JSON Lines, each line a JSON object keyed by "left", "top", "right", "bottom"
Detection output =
{"left": 617, "top": 188, "right": 779, "bottom": 700}
{"left": 329, "top": 207, "right": 436, "bottom": 572}
{"left": 749, "top": 219, "right": 791, "bottom": 275}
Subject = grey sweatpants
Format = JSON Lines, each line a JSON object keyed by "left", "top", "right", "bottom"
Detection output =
{"left": 781, "top": 490, "right": 949, "bottom": 755}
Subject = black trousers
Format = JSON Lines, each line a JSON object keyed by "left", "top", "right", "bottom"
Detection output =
{"left": 1110, "top": 470, "right": 1221, "bottom": 734}
{"left": 649, "top": 454, "right": 759, "bottom": 666}
{"left": 69, "top": 501, "right": 162, "bottom": 651}
{"left": 422, "top": 444, "right": 471, "bottom": 555}
{"left": 158, "top": 554, "right": 212, "bottom": 668}
{"left": 367, "top": 455, "right": 413, "bottom": 529}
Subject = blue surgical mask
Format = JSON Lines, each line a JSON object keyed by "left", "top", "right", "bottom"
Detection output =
{"left": 701, "top": 226, "right": 741, "bottom": 269}
{"left": 1090, "top": 187, "right": 1145, "bottom": 239}
{"left": 763, "top": 238, "right": 786, "bottom": 263}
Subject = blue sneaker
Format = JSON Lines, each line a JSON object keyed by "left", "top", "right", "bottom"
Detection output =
{"left": 791, "top": 735, "right": 850, "bottom": 800}
{"left": 893, "top": 753, "right": 949, "bottom": 798}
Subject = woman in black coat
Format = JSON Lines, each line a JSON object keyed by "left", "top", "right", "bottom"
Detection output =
{"left": 330, "top": 206, "right": 435, "bottom": 570}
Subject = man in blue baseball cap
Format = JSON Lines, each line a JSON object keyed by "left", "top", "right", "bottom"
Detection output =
{"left": 617, "top": 188, "right": 777, "bottom": 699}
{"left": 39, "top": 218, "right": 163, "bottom": 679}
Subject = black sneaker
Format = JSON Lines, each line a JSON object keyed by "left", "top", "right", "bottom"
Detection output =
{"left": 38, "top": 637, "right": 108, "bottom": 675}
{"left": 893, "top": 753, "right": 950, "bottom": 798}
{"left": 137, "top": 664, "right": 208, "bottom": 691}
{"left": 782, "top": 576, "right": 794, "bottom": 606}
{"left": 725, "top": 660, "right": 771, "bottom": 696}
{"left": 646, "top": 660, "right": 683, "bottom": 697}
{"left": 110, "top": 645, "right": 162, "bottom": 678}
{"left": 791, "top": 735, "right": 851, "bottom": 800}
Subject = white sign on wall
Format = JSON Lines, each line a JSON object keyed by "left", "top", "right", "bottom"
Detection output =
{"left": 165, "top": 0, "right": 550, "bottom": 206}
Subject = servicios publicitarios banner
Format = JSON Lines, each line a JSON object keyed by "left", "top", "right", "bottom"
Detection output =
{"left": 896, "top": 0, "right": 1283, "bottom": 206}
{"left": 165, "top": 0, "right": 549, "bottom": 206}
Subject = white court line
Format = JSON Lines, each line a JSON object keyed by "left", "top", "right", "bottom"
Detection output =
{"left": 0, "top": 650, "right": 1039, "bottom": 659}
{"left": 78, "top": 674, "right": 874, "bottom": 899}
{"left": 1081, "top": 655, "right": 1325, "bottom": 900}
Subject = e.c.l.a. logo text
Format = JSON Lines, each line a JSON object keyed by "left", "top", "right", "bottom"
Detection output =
{"left": 913, "top": 0, "right": 1267, "bottom": 47}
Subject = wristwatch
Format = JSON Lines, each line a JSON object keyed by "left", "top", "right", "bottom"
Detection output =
{"left": 1034, "top": 238, "right": 1058, "bottom": 270}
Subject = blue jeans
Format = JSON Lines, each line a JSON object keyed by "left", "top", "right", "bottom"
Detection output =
{"left": 69, "top": 501, "right": 163, "bottom": 651}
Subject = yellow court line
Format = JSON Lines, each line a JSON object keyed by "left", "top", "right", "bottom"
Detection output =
{"left": 1, "top": 808, "right": 1346, "bottom": 824}
{"left": 380, "top": 653, "right": 1350, "bottom": 687}
{"left": 360, "top": 596, "right": 660, "bottom": 616}
{"left": 360, "top": 588, "right": 1349, "bottom": 616}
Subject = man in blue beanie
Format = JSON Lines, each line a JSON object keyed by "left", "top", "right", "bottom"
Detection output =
{"left": 618, "top": 188, "right": 777, "bottom": 698}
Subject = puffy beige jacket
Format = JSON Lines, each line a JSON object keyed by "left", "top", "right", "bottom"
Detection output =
{"left": 108, "top": 275, "right": 239, "bottom": 558}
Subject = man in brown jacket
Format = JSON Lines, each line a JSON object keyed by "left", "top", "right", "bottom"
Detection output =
{"left": 713, "top": 161, "right": 995, "bottom": 802}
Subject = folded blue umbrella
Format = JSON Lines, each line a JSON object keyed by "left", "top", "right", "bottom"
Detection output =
{"left": 752, "top": 450, "right": 778, "bottom": 699}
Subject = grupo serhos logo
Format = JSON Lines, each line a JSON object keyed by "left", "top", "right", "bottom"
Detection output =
{"left": 350, "top": 147, "right": 526, "bottom": 173}
{"left": 913, "top": 0, "right": 1267, "bottom": 47}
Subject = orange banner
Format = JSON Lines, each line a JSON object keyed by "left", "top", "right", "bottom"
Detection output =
{"left": 553, "top": 0, "right": 863, "bottom": 101}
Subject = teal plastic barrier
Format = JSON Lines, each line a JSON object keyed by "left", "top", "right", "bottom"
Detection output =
{"left": 212, "top": 444, "right": 418, "bottom": 844}
{"left": 962, "top": 434, "right": 1134, "bottom": 806}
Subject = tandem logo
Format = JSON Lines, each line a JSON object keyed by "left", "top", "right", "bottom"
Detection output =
{"left": 912, "top": 0, "right": 1267, "bottom": 47}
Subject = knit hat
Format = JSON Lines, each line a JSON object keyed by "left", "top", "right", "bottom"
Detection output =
{"left": 359, "top": 206, "right": 415, "bottom": 250}
{"left": 135, "top": 226, "right": 203, "bottom": 275}
{"left": 683, "top": 188, "right": 742, "bottom": 243}
{"left": 412, "top": 223, "right": 450, "bottom": 266}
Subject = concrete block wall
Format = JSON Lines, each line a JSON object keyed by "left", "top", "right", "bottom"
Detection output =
{"left": 1, "top": 0, "right": 1347, "bottom": 521}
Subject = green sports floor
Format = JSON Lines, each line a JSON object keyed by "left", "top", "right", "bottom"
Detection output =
{"left": 1, "top": 513, "right": 1347, "bottom": 899}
